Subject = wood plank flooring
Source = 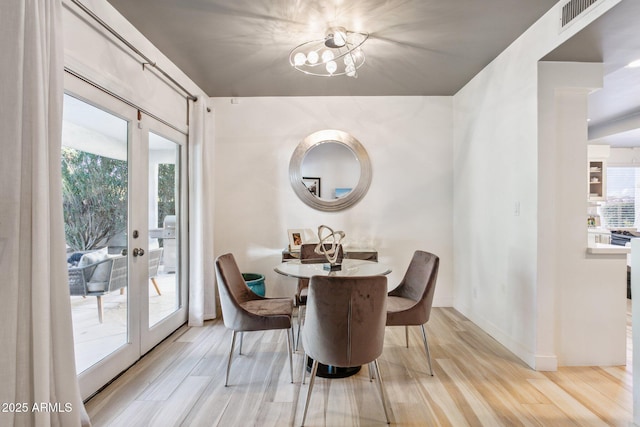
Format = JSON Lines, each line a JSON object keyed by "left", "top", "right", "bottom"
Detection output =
{"left": 85, "top": 307, "right": 632, "bottom": 426}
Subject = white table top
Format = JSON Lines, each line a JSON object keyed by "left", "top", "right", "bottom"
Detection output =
{"left": 274, "top": 258, "right": 392, "bottom": 279}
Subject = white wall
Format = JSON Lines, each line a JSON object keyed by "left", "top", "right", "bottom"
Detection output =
{"left": 210, "top": 96, "right": 453, "bottom": 305}
{"left": 453, "top": 0, "right": 622, "bottom": 368}
{"left": 609, "top": 147, "right": 640, "bottom": 165}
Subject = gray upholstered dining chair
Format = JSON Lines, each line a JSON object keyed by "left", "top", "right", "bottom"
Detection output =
{"left": 300, "top": 275, "right": 391, "bottom": 426}
{"left": 215, "top": 253, "right": 294, "bottom": 386}
{"left": 386, "top": 250, "right": 439, "bottom": 376}
{"left": 294, "top": 243, "right": 344, "bottom": 351}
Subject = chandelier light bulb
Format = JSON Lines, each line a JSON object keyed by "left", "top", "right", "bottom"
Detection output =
{"left": 294, "top": 52, "right": 307, "bottom": 66}
{"left": 344, "top": 54, "right": 354, "bottom": 66}
{"left": 307, "top": 50, "right": 319, "bottom": 64}
{"left": 333, "top": 30, "right": 347, "bottom": 47}
{"left": 325, "top": 26, "right": 348, "bottom": 48}
{"left": 326, "top": 60, "right": 338, "bottom": 74}
{"left": 346, "top": 64, "right": 356, "bottom": 77}
{"left": 321, "top": 50, "right": 335, "bottom": 63}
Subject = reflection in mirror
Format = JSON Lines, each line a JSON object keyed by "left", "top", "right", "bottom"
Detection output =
{"left": 301, "top": 142, "right": 360, "bottom": 200}
{"left": 289, "top": 129, "right": 371, "bottom": 212}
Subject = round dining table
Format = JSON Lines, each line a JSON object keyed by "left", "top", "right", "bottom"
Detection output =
{"left": 274, "top": 258, "right": 392, "bottom": 378}
{"left": 274, "top": 258, "right": 392, "bottom": 279}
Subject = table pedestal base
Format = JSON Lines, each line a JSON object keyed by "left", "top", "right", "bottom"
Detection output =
{"left": 307, "top": 357, "right": 361, "bottom": 378}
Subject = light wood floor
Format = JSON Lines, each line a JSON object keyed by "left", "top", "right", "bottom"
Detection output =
{"left": 85, "top": 306, "right": 632, "bottom": 426}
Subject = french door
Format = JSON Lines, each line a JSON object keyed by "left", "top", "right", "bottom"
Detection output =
{"left": 63, "top": 74, "right": 188, "bottom": 399}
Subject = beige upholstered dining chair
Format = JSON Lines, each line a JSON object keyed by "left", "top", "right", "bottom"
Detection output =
{"left": 300, "top": 275, "right": 391, "bottom": 426}
{"left": 215, "top": 253, "right": 294, "bottom": 386}
{"left": 294, "top": 243, "right": 344, "bottom": 351}
{"left": 386, "top": 250, "right": 439, "bottom": 375}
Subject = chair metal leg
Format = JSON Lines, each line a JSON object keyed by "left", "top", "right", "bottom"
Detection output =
{"left": 295, "top": 305, "right": 305, "bottom": 351}
{"left": 373, "top": 359, "right": 391, "bottom": 425}
{"left": 287, "top": 327, "right": 294, "bottom": 383}
{"left": 420, "top": 324, "right": 434, "bottom": 376}
{"left": 369, "top": 362, "right": 375, "bottom": 381}
{"left": 225, "top": 330, "right": 237, "bottom": 386}
{"left": 291, "top": 327, "right": 296, "bottom": 354}
{"left": 301, "top": 359, "right": 319, "bottom": 426}
{"left": 239, "top": 331, "right": 244, "bottom": 355}
{"left": 302, "top": 353, "right": 308, "bottom": 385}
{"left": 405, "top": 325, "right": 409, "bottom": 348}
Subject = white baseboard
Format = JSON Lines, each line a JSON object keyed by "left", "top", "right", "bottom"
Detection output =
{"left": 534, "top": 354, "right": 558, "bottom": 371}
{"left": 432, "top": 296, "right": 453, "bottom": 307}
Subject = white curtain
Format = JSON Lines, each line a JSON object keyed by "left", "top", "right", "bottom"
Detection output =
{"left": 188, "top": 99, "right": 217, "bottom": 325}
{"left": 0, "top": 1, "right": 90, "bottom": 426}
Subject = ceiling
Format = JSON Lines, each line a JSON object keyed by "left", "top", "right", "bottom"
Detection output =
{"left": 105, "top": 0, "right": 558, "bottom": 97}
{"left": 104, "top": 0, "right": 640, "bottom": 147}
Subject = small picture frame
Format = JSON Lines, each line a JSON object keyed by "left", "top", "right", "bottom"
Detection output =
{"left": 302, "top": 177, "right": 321, "bottom": 197}
{"left": 288, "top": 229, "right": 305, "bottom": 252}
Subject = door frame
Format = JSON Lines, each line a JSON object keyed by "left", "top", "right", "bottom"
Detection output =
{"left": 64, "top": 73, "right": 189, "bottom": 400}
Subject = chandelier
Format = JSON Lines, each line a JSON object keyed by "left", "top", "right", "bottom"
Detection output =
{"left": 289, "top": 27, "right": 369, "bottom": 78}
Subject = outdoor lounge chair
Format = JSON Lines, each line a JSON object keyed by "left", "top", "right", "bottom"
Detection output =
{"left": 68, "top": 253, "right": 128, "bottom": 323}
{"left": 148, "top": 247, "right": 163, "bottom": 295}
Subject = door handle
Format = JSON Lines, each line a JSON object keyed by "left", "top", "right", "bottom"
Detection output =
{"left": 133, "top": 248, "right": 145, "bottom": 257}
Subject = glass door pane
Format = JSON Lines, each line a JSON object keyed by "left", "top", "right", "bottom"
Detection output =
{"left": 62, "top": 94, "right": 129, "bottom": 374}
{"left": 148, "top": 132, "right": 182, "bottom": 327}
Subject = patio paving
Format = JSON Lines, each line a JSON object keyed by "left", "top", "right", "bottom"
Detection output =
{"left": 70, "top": 269, "right": 179, "bottom": 373}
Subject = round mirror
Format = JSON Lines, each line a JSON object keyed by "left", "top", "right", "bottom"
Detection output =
{"left": 289, "top": 130, "right": 371, "bottom": 211}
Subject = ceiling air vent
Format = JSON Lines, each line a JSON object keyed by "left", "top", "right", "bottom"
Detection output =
{"left": 561, "top": 0, "right": 600, "bottom": 27}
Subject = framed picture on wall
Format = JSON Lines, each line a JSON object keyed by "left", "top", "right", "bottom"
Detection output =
{"left": 302, "top": 177, "right": 321, "bottom": 197}
{"left": 288, "top": 229, "right": 305, "bottom": 252}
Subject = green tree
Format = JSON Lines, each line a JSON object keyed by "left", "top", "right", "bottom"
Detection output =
{"left": 157, "top": 163, "right": 176, "bottom": 227}
{"left": 61, "top": 147, "right": 128, "bottom": 251}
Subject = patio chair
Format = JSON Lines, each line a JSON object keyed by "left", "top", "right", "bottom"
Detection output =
{"left": 148, "top": 247, "right": 163, "bottom": 295}
{"left": 68, "top": 253, "right": 128, "bottom": 323}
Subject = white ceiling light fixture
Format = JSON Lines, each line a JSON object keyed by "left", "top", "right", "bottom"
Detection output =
{"left": 289, "top": 26, "right": 369, "bottom": 78}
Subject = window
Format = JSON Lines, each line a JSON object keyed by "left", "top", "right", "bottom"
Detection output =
{"left": 599, "top": 167, "right": 640, "bottom": 228}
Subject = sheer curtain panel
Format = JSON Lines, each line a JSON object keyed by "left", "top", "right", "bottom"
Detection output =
{"left": 188, "top": 99, "right": 217, "bottom": 325}
{"left": 0, "top": 1, "right": 89, "bottom": 425}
